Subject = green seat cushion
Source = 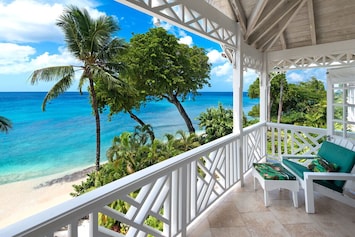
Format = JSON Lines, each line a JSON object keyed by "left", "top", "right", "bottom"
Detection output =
{"left": 253, "top": 162, "right": 296, "bottom": 180}
{"left": 317, "top": 141, "right": 355, "bottom": 187}
{"left": 282, "top": 157, "right": 343, "bottom": 193}
{"left": 282, "top": 158, "right": 309, "bottom": 179}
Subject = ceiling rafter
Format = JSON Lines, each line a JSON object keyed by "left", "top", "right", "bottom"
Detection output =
{"left": 228, "top": 0, "right": 247, "bottom": 35}
{"left": 116, "top": 0, "right": 355, "bottom": 70}
{"left": 245, "top": 0, "right": 269, "bottom": 40}
{"left": 280, "top": 31, "right": 287, "bottom": 50}
{"left": 248, "top": 0, "right": 302, "bottom": 46}
{"left": 259, "top": 6, "right": 303, "bottom": 50}
{"left": 246, "top": 0, "right": 285, "bottom": 41}
{"left": 265, "top": 0, "right": 308, "bottom": 51}
{"left": 307, "top": 0, "right": 317, "bottom": 45}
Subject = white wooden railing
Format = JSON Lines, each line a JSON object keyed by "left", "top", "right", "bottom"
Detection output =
{"left": 0, "top": 122, "right": 329, "bottom": 237}
{"left": 266, "top": 122, "right": 328, "bottom": 161}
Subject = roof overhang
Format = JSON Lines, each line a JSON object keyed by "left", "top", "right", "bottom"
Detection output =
{"left": 115, "top": 0, "right": 355, "bottom": 71}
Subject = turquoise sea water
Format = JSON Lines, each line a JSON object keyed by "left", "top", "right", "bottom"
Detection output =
{"left": 0, "top": 92, "right": 259, "bottom": 185}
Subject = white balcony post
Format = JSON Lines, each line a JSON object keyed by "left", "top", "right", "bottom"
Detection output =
{"left": 260, "top": 53, "right": 269, "bottom": 160}
{"left": 89, "top": 212, "right": 99, "bottom": 237}
{"left": 259, "top": 53, "right": 268, "bottom": 123}
{"left": 233, "top": 24, "right": 244, "bottom": 186}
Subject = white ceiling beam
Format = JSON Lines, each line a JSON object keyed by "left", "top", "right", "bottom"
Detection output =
{"left": 307, "top": 0, "right": 317, "bottom": 45}
{"left": 265, "top": 0, "right": 308, "bottom": 51}
{"left": 246, "top": 0, "right": 285, "bottom": 40}
{"left": 249, "top": 0, "right": 301, "bottom": 46}
{"left": 268, "top": 39, "right": 355, "bottom": 61}
{"left": 280, "top": 31, "right": 287, "bottom": 50}
{"left": 229, "top": 0, "right": 247, "bottom": 35}
{"left": 260, "top": 6, "right": 301, "bottom": 51}
{"left": 245, "top": 0, "right": 269, "bottom": 39}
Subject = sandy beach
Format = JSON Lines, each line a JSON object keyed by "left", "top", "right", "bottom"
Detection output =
{"left": 0, "top": 167, "right": 94, "bottom": 229}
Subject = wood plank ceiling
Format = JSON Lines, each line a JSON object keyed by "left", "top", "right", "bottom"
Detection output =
{"left": 207, "top": 0, "right": 355, "bottom": 52}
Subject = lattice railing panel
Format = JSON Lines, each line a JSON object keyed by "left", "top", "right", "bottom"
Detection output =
{"left": 267, "top": 122, "right": 327, "bottom": 161}
{"left": 243, "top": 123, "right": 266, "bottom": 172}
{"left": 270, "top": 52, "right": 355, "bottom": 71}
{"left": 116, "top": 0, "right": 238, "bottom": 46}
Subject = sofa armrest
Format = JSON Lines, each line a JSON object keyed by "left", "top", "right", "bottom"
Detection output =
{"left": 304, "top": 172, "right": 355, "bottom": 213}
{"left": 304, "top": 172, "right": 355, "bottom": 181}
{"left": 282, "top": 155, "right": 317, "bottom": 159}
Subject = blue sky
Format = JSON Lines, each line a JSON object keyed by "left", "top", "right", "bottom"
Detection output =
{"left": 0, "top": 0, "right": 326, "bottom": 92}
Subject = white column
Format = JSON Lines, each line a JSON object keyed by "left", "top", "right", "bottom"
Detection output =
{"left": 326, "top": 73, "right": 333, "bottom": 137}
{"left": 233, "top": 25, "right": 244, "bottom": 134}
{"left": 259, "top": 53, "right": 269, "bottom": 161}
{"left": 259, "top": 53, "right": 268, "bottom": 123}
{"left": 232, "top": 25, "right": 244, "bottom": 186}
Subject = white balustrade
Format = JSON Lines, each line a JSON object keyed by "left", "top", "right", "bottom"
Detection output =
{"left": 1, "top": 122, "right": 327, "bottom": 237}
{"left": 267, "top": 122, "right": 327, "bottom": 160}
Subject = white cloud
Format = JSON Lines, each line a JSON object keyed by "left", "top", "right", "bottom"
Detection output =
{"left": 286, "top": 68, "right": 327, "bottom": 86}
{"left": 0, "top": 43, "right": 35, "bottom": 65}
{"left": 0, "top": 44, "right": 81, "bottom": 74}
{"left": 178, "top": 35, "right": 193, "bottom": 46}
{"left": 211, "top": 62, "right": 232, "bottom": 77}
{"left": 207, "top": 49, "right": 227, "bottom": 64}
{"left": 0, "top": 0, "right": 105, "bottom": 43}
{"left": 0, "top": 0, "right": 63, "bottom": 42}
{"left": 287, "top": 71, "right": 304, "bottom": 83}
{"left": 153, "top": 18, "right": 173, "bottom": 32}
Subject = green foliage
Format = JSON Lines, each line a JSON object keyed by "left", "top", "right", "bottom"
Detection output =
{"left": 121, "top": 27, "right": 211, "bottom": 133}
{"left": 71, "top": 127, "right": 201, "bottom": 231}
{"left": 248, "top": 78, "right": 260, "bottom": 98}
{"left": 248, "top": 75, "right": 327, "bottom": 127}
{"left": 248, "top": 104, "right": 260, "bottom": 117}
{"left": 196, "top": 103, "right": 256, "bottom": 143}
{"left": 197, "top": 103, "right": 233, "bottom": 143}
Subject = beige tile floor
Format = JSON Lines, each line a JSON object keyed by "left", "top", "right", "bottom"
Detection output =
{"left": 187, "top": 172, "right": 355, "bottom": 237}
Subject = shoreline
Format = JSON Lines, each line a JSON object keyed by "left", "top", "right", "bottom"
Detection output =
{"left": 0, "top": 166, "right": 94, "bottom": 228}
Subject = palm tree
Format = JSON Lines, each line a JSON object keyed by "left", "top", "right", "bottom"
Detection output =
{"left": 0, "top": 116, "right": 12, "bottom": 133}
{"left": 30, "top": 5, "right": 126, "bottom": 171}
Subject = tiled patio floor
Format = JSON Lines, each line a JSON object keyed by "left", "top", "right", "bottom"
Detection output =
{"left": 187, "top": 172, "right": 355, "bottom": 237}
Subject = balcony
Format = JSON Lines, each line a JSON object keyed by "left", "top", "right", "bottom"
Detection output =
{"left": 1, "top": 122, "right": 354, "bottom": 236}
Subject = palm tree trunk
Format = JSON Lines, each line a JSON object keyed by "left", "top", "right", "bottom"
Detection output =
{"left": 169, "top": 95, "right": 195, "bottom": 134}
{"left": 127, "top": 110, "right": 155, "bottom": 141}
{"left": 88, "top": 79, "right": 101, "bottom": 171}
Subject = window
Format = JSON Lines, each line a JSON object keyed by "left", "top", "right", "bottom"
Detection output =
{"left": 327, "top": 68, "right": 355, "bottom": 140}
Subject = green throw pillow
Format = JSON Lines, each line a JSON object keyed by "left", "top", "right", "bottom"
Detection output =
{"left": 307, "top": 157, "right": 339, "bottom": 172}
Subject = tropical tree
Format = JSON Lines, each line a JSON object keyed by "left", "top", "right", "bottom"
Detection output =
{"left": 95, "top": 77, "right": 155, "bottom": 141}
{"left": 248, "top": 76, "right": 327, "bottom": 126}
{"left": 29, "top": 6, "right": 126, "bottom": 171}
{"left": 122, "top": 27, "right": 211, "bottom": 133}
{"left": 248, "top": 73, "right": 288, "bottom": 122}
{"left": 0, "top": 116, "right": 12, "bottom": 133}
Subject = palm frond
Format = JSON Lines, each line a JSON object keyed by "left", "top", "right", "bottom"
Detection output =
{"left": 41, "top": 72, "right": 75, "bottom": 111}
{"left": 57, "top": 6, "right": 83, "bottom": 59}
{"left": 0, "top": 116, "right": 12, "bottom": 133}
{"left": 78, "top": 74, "right": 88, "bottom": 94}
{"left": 29, "top": 66, "right": 74, "bottom": 84}
{"left": 97, "top": 38, "right": 126, "bottom": 63}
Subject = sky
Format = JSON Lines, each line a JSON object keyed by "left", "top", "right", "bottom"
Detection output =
{"left": 0, "top": 0, "right": 327, "bottom": 92}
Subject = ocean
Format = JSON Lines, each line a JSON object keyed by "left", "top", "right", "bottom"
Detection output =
{"left": 0, "top": 92, "right": 259, "bottom": 185}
